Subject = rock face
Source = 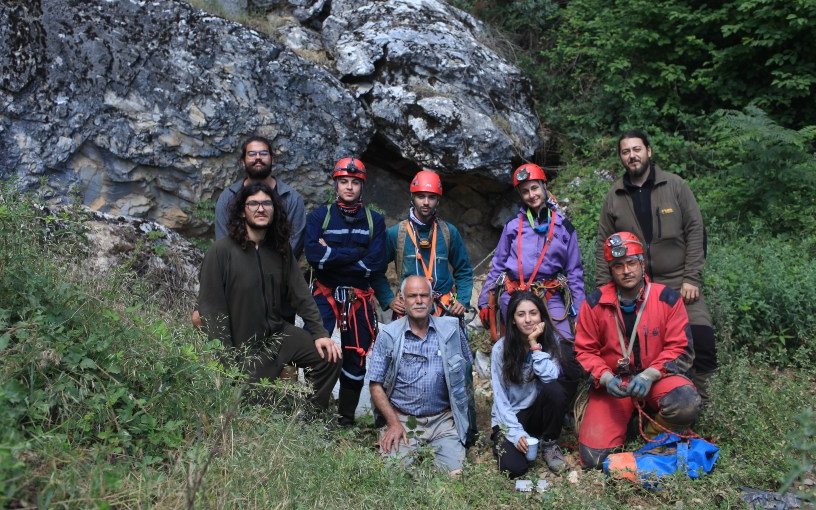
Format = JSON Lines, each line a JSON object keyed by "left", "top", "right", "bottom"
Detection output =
{"left": 1, "top": 0, "right": 543, "bottom": 265}
{"left": 322, "top": 0, "right": 541, "bottom": 180}
{"left": 1, "top": 0, "right": 373, "bottom": 235}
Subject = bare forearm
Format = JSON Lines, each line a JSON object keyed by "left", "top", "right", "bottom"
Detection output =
{"left": 370, "top": 383, "right": 400, "bottom": 425}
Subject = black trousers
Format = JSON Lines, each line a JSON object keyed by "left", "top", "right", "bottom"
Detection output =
{"left": 241, "top": 322, "right": 341, "bottom": 410}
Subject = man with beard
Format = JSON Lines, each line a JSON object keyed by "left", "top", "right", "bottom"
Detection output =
{"left": 196, "top": 135, "right": 307, "bottom": 329}
{"left": 576, "top": 232, "right": 700, "bottom": 469}
{"left": 371, "top": 170, "right": 474, "bottom": 319}
{"left": 198, "top": 182, "right": 341, "bottom": 409}
{"left": 304, "top": 158, "right": 386, "bottom": 427}
{"left": 595, "top": 130, "right": 717, "bottom": 404}
{"left": 215, "top": 135, "right": 306, "bottom": 258}
{"left": 368, "top": 275, "right": 473, "bottom": 475}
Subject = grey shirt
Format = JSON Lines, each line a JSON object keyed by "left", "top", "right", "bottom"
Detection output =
{"left": 490, "top": 337, "right": 560, "bottom": 446}
{"left": 214, "top": 178, "right": 307, "bottom": 259}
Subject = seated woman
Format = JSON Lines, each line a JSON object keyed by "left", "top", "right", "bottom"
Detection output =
{"left": 491, "top": 291, "right": 568, "bottom": 477}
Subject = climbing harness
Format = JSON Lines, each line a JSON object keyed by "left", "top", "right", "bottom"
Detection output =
{"left": 313, "top": 281, "right": 378, "bottom": 362}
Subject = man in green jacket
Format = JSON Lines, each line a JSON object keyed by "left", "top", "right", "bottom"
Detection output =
{"left": 595, "top": 130, "right": 717, "bottom": 403}
{"left": 198, "top": 182, "right": 341, "bottom": 409}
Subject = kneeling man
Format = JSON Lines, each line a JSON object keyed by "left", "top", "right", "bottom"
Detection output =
{"left": 575, "top": 232, "right": 700, "bottom": 468}
{"left": 368, "top": 275, "right": 473, "bottom": 475}
{"left": 198, "top": 182, "right": 341, "bottom": 409}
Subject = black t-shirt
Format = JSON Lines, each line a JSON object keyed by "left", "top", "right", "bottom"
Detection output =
{"left": 623, "top": 165, "right": 657, "bottom": 245}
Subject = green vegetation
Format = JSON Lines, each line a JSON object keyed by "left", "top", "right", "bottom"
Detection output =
{"left": 2, "top": 183, "right": 815, "bottom": 508}
{"left": 3, "top": 0, "right": 815, "bottom": 506}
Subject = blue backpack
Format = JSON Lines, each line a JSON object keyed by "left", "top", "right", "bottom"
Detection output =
{"left": 604, "top": 433, "right": 720, "bottom": 488}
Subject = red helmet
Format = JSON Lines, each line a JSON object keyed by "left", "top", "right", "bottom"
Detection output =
{"left": 604, "top": 232, "right": 644, "bottom": 261}
{"left": 410, "top": 170, "right": 443, "bottom": 196}
{"left": 513, "top": 163, "right": 548, "bottom": 187}
{"left": 332, "top": 158, "right": 367, "bottom": 181}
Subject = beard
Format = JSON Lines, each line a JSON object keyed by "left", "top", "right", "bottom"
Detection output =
{"left": 626, "top": 157, "right": 651, "bottom": 181}
{"left": 245, "top": 160, "right": 273, "bottom": 180}
{"left": 245, "top": 213, "right": 271, "bottom": 231}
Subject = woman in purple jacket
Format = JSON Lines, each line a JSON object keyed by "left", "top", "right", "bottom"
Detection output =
{"left": 479, "top": 164, "right": 586, "bottom": 445}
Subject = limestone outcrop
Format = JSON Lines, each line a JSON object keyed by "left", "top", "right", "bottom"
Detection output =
{"left": 1, "top": 0, "right": 543, "bottom": 265}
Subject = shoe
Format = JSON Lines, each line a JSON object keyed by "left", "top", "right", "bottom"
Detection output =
{"left": 541, "top": 440, "right": 567, "bottom": 473}
{"left": 338, "top": 415, "right": 355, "bottom": 428}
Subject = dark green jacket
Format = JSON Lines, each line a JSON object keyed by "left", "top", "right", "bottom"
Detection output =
{"left": 198, "top": 236, "right": 328, "bottom": 349}
{"left": 596, "top": 165, "right": 712, "bottom": 327}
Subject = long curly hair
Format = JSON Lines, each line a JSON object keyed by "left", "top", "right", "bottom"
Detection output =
{"left": 502, "top": 291, "right": 563, "bottom": 386}
{"left": 227, "top": 182, "right": 291, "bottom": 260}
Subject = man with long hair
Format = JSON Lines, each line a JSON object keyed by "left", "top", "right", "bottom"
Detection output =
{"left": 198, "top": 182, "right": 341, "bottom": 410}
{"left": 194, "top": 135, "right": 306, "bottom": 328}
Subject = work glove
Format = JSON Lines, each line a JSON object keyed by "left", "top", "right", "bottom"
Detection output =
{"left": 600, "top": 372, "right": 629, "bottom": 399}
{"left": 478, "top": 308, "right": 490, "bottom": 329}
{"left": 628, "top": 368, "right": 662, "bottom": 398}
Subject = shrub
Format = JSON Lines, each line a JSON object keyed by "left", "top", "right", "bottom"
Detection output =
{"left": 0, "top": 185, "right": 226, "bottom": 505}
{"left": 705, "top": 231, "right": 816, "bottom": 366}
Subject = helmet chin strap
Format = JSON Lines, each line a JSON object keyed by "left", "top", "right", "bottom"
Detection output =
{"left": 618, "top": 280, "right": 645, "bottom": 311}
{"left": 409, "top": 205, "right": 436, "bottom": 226}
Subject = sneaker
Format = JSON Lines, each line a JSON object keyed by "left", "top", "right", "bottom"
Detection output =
{"left": 541, "top": 440, "right": 567, "bottom": 473}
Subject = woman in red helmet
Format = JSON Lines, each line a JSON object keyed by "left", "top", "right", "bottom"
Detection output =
{"left": 477, "top": 163, "right": 586, "bottom": 472}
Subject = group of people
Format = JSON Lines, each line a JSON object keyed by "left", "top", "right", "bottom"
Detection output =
{"left": 196, "top": 129, "right": 715, "bottom": 477}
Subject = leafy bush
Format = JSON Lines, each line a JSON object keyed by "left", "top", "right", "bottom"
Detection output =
{"left": 705, "top": 231, "right": 816, "bottom": 365}
{"left": 0, "top": 186, "right": 226, "bottom": 504}
{"left": 699, "top": 354, "right": 815, "bottom": 490}
{"left": 543, "top": 0, "right": 816, "bottom": 140}
{"left": 782, "top": 407, "right": 816, "bottom": 505}
{"left": 695, "top": 106, "right": 816, "bottom": 238}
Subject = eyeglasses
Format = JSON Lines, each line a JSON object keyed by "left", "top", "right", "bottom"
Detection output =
{"left": 247, "top": 150, "right": 270, "bottom": 157}
{"left": 610, "top": 259, "right": 641, "bottom": 274}
{"left": 245, "top": 200, "right": 274, "bottom": 211}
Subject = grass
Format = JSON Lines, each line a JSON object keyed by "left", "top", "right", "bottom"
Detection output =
{"left": 2, "top": 186, "right": 814, "bottom": 509}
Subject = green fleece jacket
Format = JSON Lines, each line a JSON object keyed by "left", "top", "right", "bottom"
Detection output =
{"left": 198, "top": 236, "right": 328, "bottom": 350}
{"left": 596, "top": 165, "right": 706, "bottom": 291}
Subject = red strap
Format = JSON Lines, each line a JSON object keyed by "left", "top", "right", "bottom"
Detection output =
{"left": 516, "top": 213, "right": 556, "bottom": 291}
{"left": 341, "top": 287, "right": 377, "bottom": 363}
{"left": 634, "top": 399, "right": 704, "bottom": 442}
{"left": 313, "top": 281, "right": 341, "bottom": 330}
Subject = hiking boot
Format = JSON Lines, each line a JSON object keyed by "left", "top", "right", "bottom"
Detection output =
{"left": 541, "top": 440, "right": 567, "bottom": 473}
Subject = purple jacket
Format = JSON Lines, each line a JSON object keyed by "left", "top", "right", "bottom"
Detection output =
{"left": 479, "top": 207, "right": 585, "bottom": 339}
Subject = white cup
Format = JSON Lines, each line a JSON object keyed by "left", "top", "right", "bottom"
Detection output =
{"left": 525, "top": 437, "right": 539, "bottom": 462}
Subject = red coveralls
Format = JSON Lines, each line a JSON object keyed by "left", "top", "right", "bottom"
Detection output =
{"left": 575, "top": 279, "right": 696, "bottom": 454}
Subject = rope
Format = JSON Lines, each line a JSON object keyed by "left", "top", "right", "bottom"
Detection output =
{"left": 572, "top": 382, "right": 590, "bottom": 435}
{"left": 634, "top": 399, "right": 703, "bottom": 443}
{"left": 472, "top": 248, "right": 496, "bottom": 273}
